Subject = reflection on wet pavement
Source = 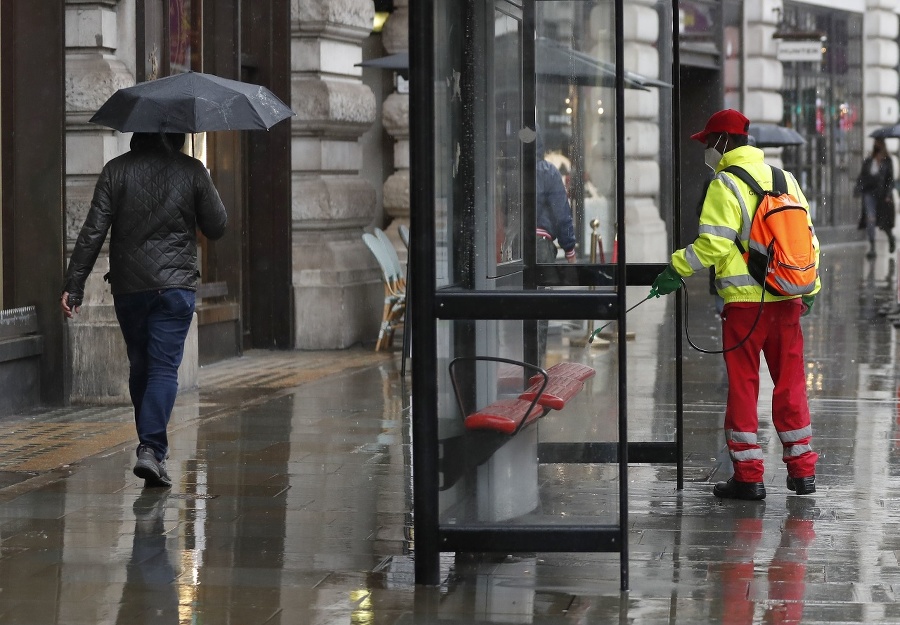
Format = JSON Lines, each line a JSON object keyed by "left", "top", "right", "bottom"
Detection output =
{"left": 0, "top": 241, "right": 898, "bottom": 623}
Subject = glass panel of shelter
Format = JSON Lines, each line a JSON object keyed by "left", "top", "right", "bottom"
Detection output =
{"left": 434, "top": 0, "right": 627, "bottom": 536}
{"left": 421, "top": 0, "right": 680, "bottom": 590}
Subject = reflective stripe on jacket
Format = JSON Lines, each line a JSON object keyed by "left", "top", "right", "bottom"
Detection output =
{"left": 670, "top": 145, "right": 821, "bottom": 304}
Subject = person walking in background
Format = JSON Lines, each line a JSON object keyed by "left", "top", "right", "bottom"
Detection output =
{"left": 855, "top": 137, "right": 896, "bottom": 259}
{"left": 536, "top": 130, "right": 577, "bottom": 266}
{"left": 61, "top": 132, "right": 227, "bottom": 488}
{"left": 535, "top": 129, "right": 577, "bottom": 364}
{"left": 650, "top": 109, "right": 820, "bottom": 501}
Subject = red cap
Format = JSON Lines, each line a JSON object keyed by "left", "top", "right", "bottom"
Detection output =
{"left": 690, "top": 109, "right": 750, "bottom": 143}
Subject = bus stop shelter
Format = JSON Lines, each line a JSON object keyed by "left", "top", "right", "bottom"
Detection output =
{"left": 409, "top": 0, "right": 686, "bottom": 591}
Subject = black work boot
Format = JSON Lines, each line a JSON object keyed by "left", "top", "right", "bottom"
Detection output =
{"left": 786, "top": 474, "right": 816, "bottom": 495}
{"left": 713, "top": 477, "right": 766, "bottom": 500}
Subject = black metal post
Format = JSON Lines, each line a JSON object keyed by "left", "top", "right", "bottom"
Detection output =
{"left": 523, "top": 1, "right": 538, "bottom": 366}
{"left": 409, "top": 0, "right": 440, "bottom": 586}
{"left": 614, "top": 0, "right": 629, "bottom": 593}
{"left": 671, "top": 1, "right": 684, "bottom": 491}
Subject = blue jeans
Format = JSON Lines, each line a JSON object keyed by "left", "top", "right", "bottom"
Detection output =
{"left": 114, "top": 289, "right": 195, "bottom": 461}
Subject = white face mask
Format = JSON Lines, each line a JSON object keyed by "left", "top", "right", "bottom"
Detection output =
{"left": 704, "top": 135, "right": 727, "bottom": 171}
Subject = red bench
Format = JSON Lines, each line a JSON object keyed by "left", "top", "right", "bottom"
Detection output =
{"left": 463, "top": 398, "right": 547, "bottom": 434}
{"left": 529, "top": 362, "right": 596, "bottom": 385}
{"left": 449, "top": 357, "right": 595, "bottom": 436}
{"left": 519, "top": 376, "right": 586, "bottom": 411}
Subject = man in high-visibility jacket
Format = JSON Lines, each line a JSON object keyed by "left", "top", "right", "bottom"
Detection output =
{"left": 651, "top": 109, "right": 820, "bottom": 501}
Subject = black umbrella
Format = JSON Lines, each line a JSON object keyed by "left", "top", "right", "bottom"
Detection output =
{"left": 357, "top": 52, "right": 409, "bottom": 79}
{"left": 870, "top": 124, "right": 900, "bottom": 139}
{"left": 90, "top": 71, "right": 295, "bottom": 133}
{"left": 748, "top": 123, "right": 806, "bottom": 148}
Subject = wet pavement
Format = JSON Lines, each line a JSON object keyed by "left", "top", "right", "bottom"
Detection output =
{"left": 0, "top": 238, "right": 899, "bottom": 623}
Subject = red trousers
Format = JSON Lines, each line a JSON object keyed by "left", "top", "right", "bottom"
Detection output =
{"left": 721, "top": 299, "right": 818, "bottom": 483}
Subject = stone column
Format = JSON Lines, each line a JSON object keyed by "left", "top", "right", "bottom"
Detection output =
{"left": 291, "top": 0, "right": 382, "bottom": 349}
{"left": 380, "top": 0, "right": 410, "bottom": 263}
{"left": 864, "top": 0, "right": 900, "bottom": 238}
{"left": 589, "top": 0, "right": 667, "bottom": 263}
{"left": 863, "top": 1, "right": 900, "bottom": 140}
{"left": 744, "top": 1, "right": 785, "bottom": 167}
{"left": 64, "top": 0, "right": 198, "bottom": 403}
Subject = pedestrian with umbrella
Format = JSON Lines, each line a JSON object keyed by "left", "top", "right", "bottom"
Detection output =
{"left": 854, "top": 137, "right": 895, "bottom": 258}
{"left": 61, "top": 72, "right": 294, "bottom": 488}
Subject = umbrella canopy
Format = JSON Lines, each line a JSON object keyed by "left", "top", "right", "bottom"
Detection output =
{"left": 357, "top": 52, "right": 409, "bottom": 79}
{"left": 870, "top": 124, "right": 900, "bottom": 139}
{"left": 90, "top": 71, "right": 295, "bottom": 133}
{"left": 748, "top": 123, "right": 806, "bottom": 148}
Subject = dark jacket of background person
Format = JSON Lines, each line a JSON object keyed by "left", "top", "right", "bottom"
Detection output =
{"left": 63, "top": 133, "right": 227, "bottom": 299}
{"left": 856, "top": 148, "right": 895, "bottom": 233}
{"left": 535, "top": 133, "right": 576, "bottom": 259}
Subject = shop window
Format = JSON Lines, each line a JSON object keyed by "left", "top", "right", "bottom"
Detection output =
{"left": 780, "top": 3, "right": 862, "bottom": 229}
{"left": 136, "top": 0, "right": 201, "bottom": 81}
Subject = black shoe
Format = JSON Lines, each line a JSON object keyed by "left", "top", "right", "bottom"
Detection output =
{"left": 133, "top": 445, "right": 172, "bottom": 488}
{"left": 713, "top": 477, "right": 766, "bottom": 500}
{"left": 786, "top": 475, "right": 816, "bottom": 495}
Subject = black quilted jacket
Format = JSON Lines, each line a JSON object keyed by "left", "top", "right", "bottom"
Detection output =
{"left": 63, "top": 144, "right": 227, "bottom": 297}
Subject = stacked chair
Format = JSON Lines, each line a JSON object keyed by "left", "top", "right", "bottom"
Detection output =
{"left": 362, "top": 228, "right": 407, "bottom": 351}
{"left": 396, "top": 223, "right": 412, "bottom": 375}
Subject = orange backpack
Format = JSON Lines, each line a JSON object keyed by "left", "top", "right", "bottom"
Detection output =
{"left": 723, "top": 165, "right": 817, "bottom": 297}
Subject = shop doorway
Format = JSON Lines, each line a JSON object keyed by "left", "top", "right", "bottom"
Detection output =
{"left": 137, "top": 0, "right": 293, "bottom": 360}
{"left": 678, "top": 65, "right": 721, "bottom": 246}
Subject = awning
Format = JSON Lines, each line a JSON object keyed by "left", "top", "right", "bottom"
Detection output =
{"left": 535, "top": 38, "right": 671, "bottom": 90}
{"left": 357, "top": 40, "right": 671, "bottom": 91}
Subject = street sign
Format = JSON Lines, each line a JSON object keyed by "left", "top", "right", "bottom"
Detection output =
{"left": 777, "top": 40, "right": 823, "bottom": 62}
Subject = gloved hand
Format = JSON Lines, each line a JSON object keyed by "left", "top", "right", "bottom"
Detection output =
{"left": 801, "top": 294, "right": 815, "bottom": 317}
{"left": 650, "top": 265, "right": 683, "bottom": 298}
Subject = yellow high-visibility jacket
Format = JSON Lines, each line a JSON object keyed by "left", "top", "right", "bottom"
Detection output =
{"left": 670, "top": 145, "right": 821, "bottom": 304}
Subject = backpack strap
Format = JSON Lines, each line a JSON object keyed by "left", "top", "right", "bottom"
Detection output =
{"left": 721, "top": 165, "right": 787, "bottom": 254}
{"left": 770, "top": 166, "right": 788, "bottom": 195}
{"left": 724, "top": 164, "right": 788, "bottom": 198}
{"left": 723, "top": 165, "right": 767, "bottom": 201}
